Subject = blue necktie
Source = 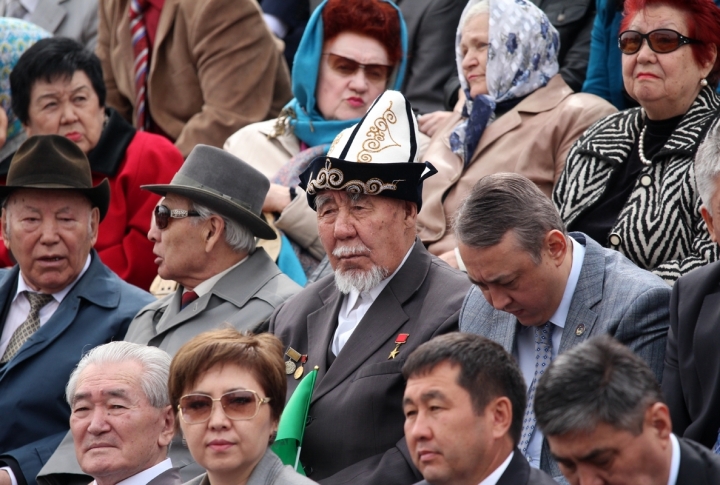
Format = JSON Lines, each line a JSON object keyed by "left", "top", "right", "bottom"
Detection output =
{"left": 520, "top": 322, "right": 553, "bottom": 458}
{"left": 713, "top": 429, "right": 720, "bottom": 454}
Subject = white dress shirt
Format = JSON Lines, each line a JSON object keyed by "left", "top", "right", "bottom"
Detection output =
{"left": 0, "top": 255, "right": 91, "bottom": 357}
{"left": 91, "top": 458, "right": 173, "bottom": 485}
{"left": 515, "top": 236, "right": 585, "bottom": 467}
{"left": 332, "top": 246, "right": 413, "bottom": 355}
{"left": 668, "top": 434, "right": 680, "bottom": 485}
{"left": 478, "top": 451, "right": 514, "bottom": 485}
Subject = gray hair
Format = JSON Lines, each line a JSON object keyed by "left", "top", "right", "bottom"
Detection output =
{"left": 534, "top": 335, "right": 664, "bottom": 437}
{"left": 459, "top": 0, "right": 490, "bottom": 31}
{"left": 66, "top": 341, "right": 172, "bottom": 408}
{"left": 191, "top": 201, "right": 257, "bottom": 253}
{"left": 453, "top": 173, "right": 566, "bottom": 263}
{"left": 695, "top": 126, "right": 720, "bottom": 214}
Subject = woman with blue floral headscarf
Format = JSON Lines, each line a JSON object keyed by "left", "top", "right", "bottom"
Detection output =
{"left": 224, "top": 0, "right": 410, "bottom": 282}
{"left": 419, "top": 0, "right": 615, "bottom": 267}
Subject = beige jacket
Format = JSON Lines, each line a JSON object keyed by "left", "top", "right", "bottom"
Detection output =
{"left": 418, "top": 75, "right": 616, "bottom": 255}
{"left": 97, "top": 0, "right": 292, "bottom": 156}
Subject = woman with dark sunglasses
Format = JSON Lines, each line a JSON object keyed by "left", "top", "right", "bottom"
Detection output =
{"left": 223, "top": 0, "right": 409, "bottom": 283}
{"left": 554, "top": 0, "right": 720, "bottom": 284}
{"left": 169, "top": 328, "right": 317, "bottom": 485}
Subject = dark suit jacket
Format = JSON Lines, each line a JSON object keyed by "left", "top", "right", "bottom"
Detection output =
{"left": 461, "top": 233, "right": 671, "bottom": 481}
{"left": 677, "top": 437, "right": 720, "bottom": 484}
{"left": 413, "top": 449, "right": 556, "bottom": 485}
{"left": 0, "top": 251, "right": 154, "bottom": 485}
{"left": 269, "top": 239, "right": 471, "bottom": 485}
{"left": 662, "top": 261, "right": 720, "bottom": 449}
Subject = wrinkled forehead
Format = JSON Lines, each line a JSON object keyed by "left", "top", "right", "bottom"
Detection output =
{"left": 4, "top": 188, "right": 92, "bottom": 212}
{"left": 74, "top": 361, "right": 146, "bottom": 401}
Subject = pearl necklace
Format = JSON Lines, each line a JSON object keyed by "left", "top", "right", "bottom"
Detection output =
{"left": 638, "top": 125, "right": 652, "bottom": 166}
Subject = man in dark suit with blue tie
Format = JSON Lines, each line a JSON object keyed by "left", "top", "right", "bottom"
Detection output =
{"left": 456, "top": 173, "right": 671, "bottom": 482}
{"left": 0, "top": 135, "right": 153, "bottom": 485}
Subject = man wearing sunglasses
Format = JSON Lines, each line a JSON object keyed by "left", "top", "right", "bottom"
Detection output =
{"left": 67, "top": 341, "right": 179, "bottom": 485}
{"left": 0, "top": 135, "right": 154, "bottom": 485}
{"left": 37, "top": 145, "right": 301, "bottom": 485}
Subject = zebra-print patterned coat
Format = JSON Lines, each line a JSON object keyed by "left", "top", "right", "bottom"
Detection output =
{"left": 553, "top": 86, "right": 720, "bottom": 284}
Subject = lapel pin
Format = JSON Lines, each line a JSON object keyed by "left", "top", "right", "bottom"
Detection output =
{"left": 388, "top": 333, "right": 409, "bottom": 360}
{"left": 285, "top": 347, "right": 302, "bottom": 375}
{"left": 294, "top": 354, "right": 308, "bottom": 380}
{"left": 575, "top": 324, "right": 586, "bottom": 336}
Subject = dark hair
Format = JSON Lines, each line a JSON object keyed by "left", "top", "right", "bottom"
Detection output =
{"left": 534, "top": 335, "right": 664, "bottom": 437}
{"left": 621, "top": 0, "right": 720, "bottom": 86}
{"left": 168, "top": 328, "right": 287, "bottom": 424}
{"left": 10, "top": 37, "right": 106, "bottom": 124}
{"left": 402, "top": 333, "right": 527, "bottom": 445}
{"left": 322, "top": 0, "right": 402, "bottom": 65}
{"left": 453, "top": 173, "right": 566, "bottom": 263}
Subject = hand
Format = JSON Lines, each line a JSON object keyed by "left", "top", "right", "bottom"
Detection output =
{"left": 418, "top": 111, "right": 453, "bottom": 137}
{"left": 0, "top": 469, "right": 12, "bottom": 485}
{"left": 262, "top": 183, "right": 292, "bottom": 213}
{"left": 439, "top": 249, "right": 459, "bottom": 269}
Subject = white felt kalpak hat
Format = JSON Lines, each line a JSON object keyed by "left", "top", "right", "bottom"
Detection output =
{"left": 299, "top": 90, "right": 437, "bottom": 212}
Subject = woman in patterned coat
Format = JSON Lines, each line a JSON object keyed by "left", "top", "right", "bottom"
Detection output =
{"left": 554, "top": 0, "right": 720, "bottom": 284}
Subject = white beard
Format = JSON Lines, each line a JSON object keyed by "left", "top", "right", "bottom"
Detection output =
{"left": 332, "top": 243, "right": 389, "bottom": 294}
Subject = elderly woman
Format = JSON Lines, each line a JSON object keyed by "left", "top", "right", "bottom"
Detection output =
{"left": 2, "top": 37, "right": 184, "bottom": 290}
{"left": 224, "top": 0, "right": 408, "bottom": 277}
{"left": 169, "top": 328, "right": 317, "bottom": 485}
{"left": 418, "top": 0, "right": 616, "bottom": 266}
{"left": 554, "top": 0, "right": 720, "bottom": 283}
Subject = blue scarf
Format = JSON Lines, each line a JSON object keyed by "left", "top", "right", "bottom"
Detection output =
{"left": 281, "top": 0, "right": 409, "bottom": 148}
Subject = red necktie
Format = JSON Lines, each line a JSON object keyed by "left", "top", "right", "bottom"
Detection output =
{"left": 129, "top": 0, "right": 150, "bottom": 130}
{"left": 181, "top": 291, "right": 198, "bottom": 310}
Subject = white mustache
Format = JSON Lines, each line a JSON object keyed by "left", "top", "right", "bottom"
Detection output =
{"left": 333, "top": 244, "right": 370, "bottom": 258}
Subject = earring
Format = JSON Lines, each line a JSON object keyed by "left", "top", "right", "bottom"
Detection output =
{"left": 701, "top": 78, "right": 708, "bottom": 87}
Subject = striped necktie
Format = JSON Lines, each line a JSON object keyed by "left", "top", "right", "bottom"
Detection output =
{"left": 520, "top": 322, "right": 554, "bottom": 458}
{"left": 128, "top": 0, "right": 150, "bottom": 130}
{"left": 1, "top": 292, "right": 54, "bottom": 363}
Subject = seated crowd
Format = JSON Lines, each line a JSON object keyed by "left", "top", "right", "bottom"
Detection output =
{"left": 3, "top": 0, "right": 720, "bottom": 485}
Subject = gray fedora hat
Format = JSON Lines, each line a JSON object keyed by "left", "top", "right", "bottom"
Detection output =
{"left": 142, "top": 145, "right": 276, "bottom": 240}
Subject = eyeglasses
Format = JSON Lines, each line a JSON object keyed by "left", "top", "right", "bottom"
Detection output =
{"left": 178, "top": 390, "right": 271, "bottom": 424}
{"left": 154, "top": 204, "right": 200, "bottom": 230}
{"left": 322, "top": 53, "right": 392, "bottom": 84}
{"left": 618, "top": 29, "right": 701, "bottom": 55}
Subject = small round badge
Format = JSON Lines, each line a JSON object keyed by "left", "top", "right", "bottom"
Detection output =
{"left": 294, "top": 366, "right": 304, "bottom": 380}
{"left": 575, "top": 324, "right": 586, "bottom": 336}
{"left": 285, "top": 360, "right": 297, "bottom": 375}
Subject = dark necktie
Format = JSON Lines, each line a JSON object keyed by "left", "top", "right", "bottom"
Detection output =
{"left": 1, "top": 291, "right": 54, "bottom": 363}
{"left": 181, "top": 290, "right": 198, "bottom": 310}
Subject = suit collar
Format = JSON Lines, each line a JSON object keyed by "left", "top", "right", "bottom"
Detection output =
{"left": 496, "top": 449, "right": 530, "bottom": 485}
{"left": 151, "top": 0, "right": 180, "bottom": 78}
{"left": 310, "top": 239, "right": 430, "bottom": 403}
{"left": 27, "top": 0, "right": 66, "bottom": 34}
{"left": 558, "top": 233, "right": 603, "bottom": 353}
{"left": 155, "top": 249, "right": 280, "bottom": 334}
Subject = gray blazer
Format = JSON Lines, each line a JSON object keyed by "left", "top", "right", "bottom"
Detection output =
{"left": 27, "top": 0, "right": 98, "bottom": 49}
{"left": 460, "top": 233, "right": 671, "bottom": 481}
{"left": 37, "top": 248, "right": 301, "bottom": 485}
{"left": 184, "top": 450, "right": 317, "bottom": 485}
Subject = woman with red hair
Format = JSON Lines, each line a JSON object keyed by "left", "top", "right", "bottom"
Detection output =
{"left": 554, "top": 0, "right": 720, "bottom": 283}
{"left": 223, "top": 0, "right": 408, "bottom": 282}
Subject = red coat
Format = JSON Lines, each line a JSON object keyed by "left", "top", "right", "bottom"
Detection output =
{"left": 0, "top": 110, "right": 184, "bottom": 290}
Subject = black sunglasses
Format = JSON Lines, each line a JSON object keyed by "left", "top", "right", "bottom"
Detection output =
{"left": 321, "top": 53, "right": 392, "bottom": 84}
{"left": 154, "top": 204, "right": 200, "bottom": 230}
{"left": 618, "top": 29, "right": 701, "bottom": 55}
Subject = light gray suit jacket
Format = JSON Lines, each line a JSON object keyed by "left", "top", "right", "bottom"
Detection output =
{"left": 37, "top": 248, "right": 301, "bottom": 485}
{"left": 184, "top": 450, "right": 317, "bottom": 485}
{"left": 460, "top": 233, "right": 671, "bottom": 482}
{"left": 27, "top": 0, "right": 98, "bottom": 49}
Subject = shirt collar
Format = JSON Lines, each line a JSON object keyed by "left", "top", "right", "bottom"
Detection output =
{"left": 667, "top": 433, "right": 680, "bottom": 485}
{"left": 344, "top": 244, "right": 414, "bottom": 309}
{"left": 15, "top": 254, "right": 92, "bottom": 303}
{"left": 95, "top": 458, "right": 172, "bottom": 485}
{"left": 478, "top": 451, "right": 514, "bottom": 485}
{"left": 547, "top": 235, "right": 585, "bottom": 329}
{"left": 191, "top": 256, "right": 248, "bottom": 298}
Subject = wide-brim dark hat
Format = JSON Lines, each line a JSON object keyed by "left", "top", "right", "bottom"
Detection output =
{"left": 142, "top": 145, "right": 276, "bottom": 240}
{"left": 0, "top": 135, "right": 110, "bottom": 220}
{"left": 299, "top": 90, "right": 437, "bottom": 212}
